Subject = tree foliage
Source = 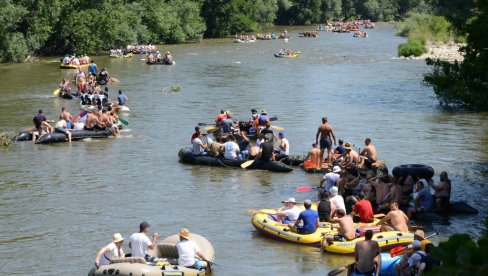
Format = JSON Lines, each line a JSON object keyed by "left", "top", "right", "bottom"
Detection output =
{"left": 424, "top": 0, "right": 488, "bottom": 110}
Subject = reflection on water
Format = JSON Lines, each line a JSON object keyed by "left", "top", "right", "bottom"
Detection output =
{"left": 0, "top": 24, "right": 487, "bottom": 275}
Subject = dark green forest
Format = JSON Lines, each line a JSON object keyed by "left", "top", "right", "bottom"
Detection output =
{"left": 1, "top": 0, "right": 439, "bottom": 62}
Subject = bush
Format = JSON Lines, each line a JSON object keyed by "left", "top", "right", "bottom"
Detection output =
{"left": 398, "top": 38, "right": 427, "bottom": 57}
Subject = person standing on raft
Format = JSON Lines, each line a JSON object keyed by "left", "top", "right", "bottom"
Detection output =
{"left": 315, "top": 116, "right": 337, "bottom": 168}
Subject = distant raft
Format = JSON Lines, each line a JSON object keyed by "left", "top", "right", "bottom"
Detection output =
{"left": 146, "top": 59, "right": 175, "bottom": 65}
{"left": 14, "top": 129, "right": 112, "bottom": 144}
{"left": 178, "top": 147, "right": 293, "bottom": 173}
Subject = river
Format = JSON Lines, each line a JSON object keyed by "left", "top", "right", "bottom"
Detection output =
{"left": 0, "top": 24, "right": 487, "bottom": 275}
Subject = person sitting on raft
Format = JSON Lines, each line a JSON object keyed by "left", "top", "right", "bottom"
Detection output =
{"left": 324, "top": 209, "right": 355, "bottom": 244}
{"left": 238, "top": 131, "right": 250, "bottom": 159}
{"left": 155, "top": 51, "right": 162, "bottom": 61}
{"left": 191, "top": 126, "right": 202, "bottom": 143}
{"left": 253, "top": 109, "right": 269, "bottom": 132}
{"left": 256, "top": 136, "right": 274, "bottom": 162}
{"left": 359, "top": 138, "right": 378, "bottom": 168}
{"left": 350, "top": 192, "right": 374, "bottom": 223}
{"left": 305, "top": 142, "right": 321, "bottom": 168}
{"left": 94, "top": 233, "right": 125, "bottom": 269}
{"left": 407, "top": 180, "right": 434, "bottom": 218}
{"left": 288, "top": 199, "right": 319, "bottom": 234}
{"left": 100, "top": 109, "right": 120, "bottom": 136}
{"left": 274, "top": 132, "right": 289, "bottom": 160}
{"left": 176, "top": 228, "right": 209, "bottom": 270}
{"left": 54, "top": 119, "right": 72, "bottom": 143}
{"left": 376, "top": 202, "right": 409, "bottom": 232}
{"left": 350, "top": 229, "right": 381, "bottom": 276}
{"left": 220, "top": 111, "right": 236, "bottom": 134}
{"left": 215, "top": 109, "right": 227, "bottom": 125}
{"left": 317, "top": 191, "right": 332, "bottom": 222}
{"left": 117, "top": 90, "right": 128, "bottom": 106}
{"left": 164, "top": 51, "right": 173, "bottom": 62}
{"left": 84, "top": 110, "right": 104, "bottom": 131}
{"left": 334, "top": 139, "right": 346, "bottom": 155}
{"left": 340, "top": 142, "right": 359, "bottom": 168}
{"left": 62, "top": 55, "right": 71, "bottom": 64}
{"left": 97, "top": 68, "right": 110, "bottom": 85}
{"left": 129, "top": 221, "right": 158, "bottom": 262}
{"left": 223, "top": 135, "right": 241, "bottom": 160}
{"left": 276, "top": 197, "right": 301, "bottom": 224}
{"left": 59, "top": 78, "right": 72, "bottom": 95}
{"left": 429, "top": 171, "right": 451, "bottom": 210}
{"left": 192, "top": 132, "right": 208, "bottom": 156}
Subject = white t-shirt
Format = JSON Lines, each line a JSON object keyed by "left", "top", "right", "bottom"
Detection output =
{"left": 323, "top": 172, "right": 340, "bottom": 191}
{"left": 282, "top": 206, "right": 301, "bottom": 221}
{"left": 176, "top": 240, "right": 200, "bottom": 267}
{"left": 223, "top": 141, "right": 240, "bottom": 159}
{"left": 281, "top": 138, "right": 290, "bottom": 155}
{"left": 330, "top": 195, "right": 346, "bottom": 213}
{"left": 192, "top": 138, "right": 205, "bottom": 155}
{"left": 129, "top": 232, "right": 151, "bottom": 258}
{"left": 99, "top": 242, "right": 122, "bottom": 266}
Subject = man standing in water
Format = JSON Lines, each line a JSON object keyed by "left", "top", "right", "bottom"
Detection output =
{"left": 315, "top": 117, "right": 337, "bottom": 168}
{"left": 351, "top": 230, "right": 381, "bottom": 276}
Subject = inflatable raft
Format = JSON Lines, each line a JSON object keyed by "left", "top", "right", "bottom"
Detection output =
{"left": 60, "top": 63, "right": 89, "bottom": 69}
{"left": 252, "top": 207, "right": 380, "bottom": 246}
{"left": 88, "top": 233, "right": 214, "bottom": 276}
{"left": 110, "top": 53, "right": 133, "bottom": 58}
{"left": 146, "top": 60, "right": 175, "bottom": 65}
{"left": 392, "top": 164, "right": 434, "bottom": 179}
{"left": 412, "top": 201, "right": 478, "bottom": 221}
{"left": 274, "top": 52, "right": 301, "bottom": 58}
{"left": 178, "top": 148, "right": 293, "bottom": 173}
{"left": 14, "top": 129, "right": 112, "bottom": 144}
{"left": 323, "top": 231, "right": 416, "bottom": 254}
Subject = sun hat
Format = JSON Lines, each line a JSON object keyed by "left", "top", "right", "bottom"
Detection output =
{"left": 344, "top": 142, "right": 352, "bottom": 150}
{"left": 411, "top": 240, "right": 421, "bottom": 249}
{"left": 179, "top": 228, "right": 191, "bottom": 240}
{"left": 261, "top": 109, "right": 267, "bottom": 114}
{"left": 282, "top": 197, "right": 296, "bottom": 203}
{"left": 330, "top": 186, "right": 339, "bottom": 196}
{"left": 333, "top": 166, "right": 341, "bottom": 173}
{"left": 112, "top": 233, "right": 124, "bottom": 243}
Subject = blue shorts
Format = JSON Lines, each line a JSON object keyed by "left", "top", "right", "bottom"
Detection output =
{"left": 320, "top": 138, "right": 332, "bottom": 150}
{"left": 188, "top": 260, "right": 206, "bottom": 269}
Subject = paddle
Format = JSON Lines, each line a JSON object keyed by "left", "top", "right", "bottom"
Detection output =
{"left": 389, "top": 231, "right": 439, "bottom": 257}
{"left": 296, "top": 186, "right": 320, "bottom": 193}
{"left": 270, "top": 125, "right": 285, "bottom": 131}
{"left": 205, "top": 126, "right": 220, "bottom": 133}
{"left": 110, "top": 77, "right": 120, "bottom": 84}
{"left": 240, "top": 160, "right": 254, "bottom": 169}
{"left": 328, "top": 264, "right": 352, "bottom": 276}
{"left": 247, "top": 209, "right": 277, "bottom": 215}
{"left": 53, "top": 88, "right": 60, "bottom": 96}
{"left": 118, "top": 118, "right": 129, "bottom": 125}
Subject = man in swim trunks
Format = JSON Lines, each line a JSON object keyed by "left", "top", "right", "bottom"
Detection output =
{"left": 360, "top": 138, "right": 378, "bottom": 168}
{"left": 100, "top": 109, "right": 119, "bottom": 136}
{"left": 351, "top": 229, "right": 381, "bottom": 276}
{"left": 429, "top": 171, "right": 451, "bottom": 209}
{"left": 59, "top": 107, "right": 73, "bottom": 129}
{"left": 75, "top": 68, "right": 86, "bottom": 94}
{"left": 376, "top": 202, "right": 409, "bottom": 232}
{"left": 315, "top": 116, "right": 336, "bottom": 168}
{"left": 54, "top": 119, "right": 72, "bottom": 143}
{"left": 305, "top": 142, "right": 321, "bottom": 168}
{"left": 324, "top": 209, "right": 355, "bottom": 245}
{"left": 84, "top": 111, "right": 104, "bottom": 131}
{"left": 88, "top": 60, "right": 98, "bottom": 76}
{"left": 32, "top": 109, "right": 54, "bottom": 142}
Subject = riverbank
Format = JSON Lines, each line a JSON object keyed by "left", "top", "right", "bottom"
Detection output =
{"left": 399, "top": 42, "right": 465, "bottom": 61}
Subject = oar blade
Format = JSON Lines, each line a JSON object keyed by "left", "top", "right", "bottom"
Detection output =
{"left": 270, "top": 125, "right": 285, "bottom": 131}
{"left": 390, "top": 246, "right": 405, "bottom": 257}
{"left": 241, "top": 160, "right": 254, "bottom": 169}
{"left": 53, "top": 88, "right": 60, "bottom": 96}
{"left": 328, "top": 266, "right": 347, "bottom": 276}
{"left": 118, "top": 118, "right": 129, "bottom": 125}
{"left": 296, "top": 186, "right": 314, "bottom": 192}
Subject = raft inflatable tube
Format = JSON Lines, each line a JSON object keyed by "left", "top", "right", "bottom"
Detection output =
{"left": 252, "top": 207, "right": 380, "bottom": 246}
{"left": 323, "top": 231, "right": 415, "bottom": 254}
{"left": 117, "top": 106, "right": 130, "bottom": 113}
{"left": 89, "top": 233, "right": 214, "bottom": 276}
{"left": 146, "top": 60, "right": 175, "bottom": 65}
{"left": 274, "top": 52, "right": 300, "bottom": 58}
{"left": 392, "top": 164, "right": 434, "bottom": 179}
{"left": 178, "top": 148, "right": 293, "bottom": 173}
{"left": 14, "top": 131, "right": 33, "bottom": 141}
{"left": 60, "top": 63, "right": 89, "bottom": 69}
{"left": 35, "top": 129, "right": 112, "bottom": 144}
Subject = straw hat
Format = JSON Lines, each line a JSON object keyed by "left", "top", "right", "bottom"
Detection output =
{"left": 112, "top": 233, "right": 124, "bottom": 243}
{"left": 179, "top": 228, "right": 191, "bottom": 240}
{"left": 261, "top": 109, "right": 267, "bottom": 114}
{"left": 344, "top": 142, "right": 352, "bottom": 150}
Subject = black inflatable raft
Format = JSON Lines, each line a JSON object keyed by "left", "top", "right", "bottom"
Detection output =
{"left": 412, "top": 201, "right": 478, "bottom": 221}
{"left": 146, "top": 60, "right": 174, "bottom": 65}
{"left": 14, "top": 129, "right": 112, "bottom": 144}
{"left": 178, "top": 148, "right": 293, "bottom": 173}
{"left": 392, "top": 164, "right": 435, "bottom": 179}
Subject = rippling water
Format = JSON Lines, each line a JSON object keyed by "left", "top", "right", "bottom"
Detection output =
{"left": 0, "top": 24, "right": 487, "bottom": 275}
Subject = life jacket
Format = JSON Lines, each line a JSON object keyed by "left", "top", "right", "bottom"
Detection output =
{"left": 258, "top": 115, "right": 268, "bottom": 126}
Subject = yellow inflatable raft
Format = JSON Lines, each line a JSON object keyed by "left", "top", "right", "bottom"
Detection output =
{"left": 110, "top": 53, "right": 133, "bottom": 58}
{"left": 60, "top": 63, "right": 89, "bottom": 69}
{"left": 251, "top": 205, "right": 380, "bottom": 246}
{"left": 88, "top": 233, "right": 214, "bottom": 276}
{"left": 322, "top": 231, "right": 415, "bottom": 254}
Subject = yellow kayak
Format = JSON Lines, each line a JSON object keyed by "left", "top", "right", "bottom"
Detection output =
{"left": 251, "top": 205, "right": 380, "bottom": 246}
{"left": 60, "top": 63, "right": 89, "bottom": 69}
{"left": 323, "top": 231, "right": 416, "bottom": 254}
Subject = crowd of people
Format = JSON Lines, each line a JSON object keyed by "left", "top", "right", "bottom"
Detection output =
{"left": 110, "top": 48, "right": 131, "bottom": 57}
{"left": 127, "top": 44, "right": 157, "bottom": 54}
{"left": 276, "top": 48, "right": 299, "bottom": 57}
{"left": 234, "top": 34, "right": 256, "bottom": 42}
{"left": 300, "top": 31, "right": 318, "bottom": 37}
{"left": 190, "top": 109, "right": 290, "bottom": 162}
{"left": 61, "top": 54, "right": 91, "bottom": 65}
{"left": 94, "top": 222, "right": 210, "bottom": 270}
{"left": 147, "top": 51, "right": 173, "bottom": 63}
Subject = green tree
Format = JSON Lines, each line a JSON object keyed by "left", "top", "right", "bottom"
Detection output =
{"left": 323, "top": 0, "right": 343, "bottom": 21}
{"left": 424, "top": 0, "right": 488, "bottom": 110}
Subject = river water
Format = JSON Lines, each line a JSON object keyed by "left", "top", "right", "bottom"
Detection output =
{"left": 0, "top": 24, "right": 487, "bottom": 275}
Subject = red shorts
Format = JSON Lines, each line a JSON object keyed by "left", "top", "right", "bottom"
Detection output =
{"left": 77, "top": 83, "right": 86, "bottom": 90}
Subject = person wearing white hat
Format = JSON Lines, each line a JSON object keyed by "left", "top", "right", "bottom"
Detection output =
{"left": 329, "top": 186, "right": 346, "bottom": 215}
{"left": 276, "top": 198, "right": 301, "bottom": 224}
{"left": 320, "top": 165, "right": 341, "bottom": 192}
{"left": 95, "top": 233, "right": 125, "bottom": 268}
{"left": 176, "top": 228, "right": 209, "bottom": 269}
{"left": 407, "top": 179, "right": 434, "bottom": 219}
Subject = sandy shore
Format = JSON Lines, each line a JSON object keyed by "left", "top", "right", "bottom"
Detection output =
{"left": 400, "top": 42, "right": 465, "bottom": 61}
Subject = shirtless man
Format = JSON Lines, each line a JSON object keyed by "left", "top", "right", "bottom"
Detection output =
{"left": 100, "top": 109, "right": 120, "bottom": 136}
{"left": 305, "top": 143, "right": 321, "bottom": 168}
{"left": 324, "top": 209, "right": 355, "bottom": 245}
{"left": 75, "top": 69, "right": 86, "bottom": 94}
{"left": 59, "top": 107, "right": 73, "bottom": 129}
{"left": 429, "top": 171, "right": 451, "bottom": 209}
{"left": 351, "top": 230, "right": 381, "bottom": 275}
{"left": 315, "top": 117, "right": 336, "bottom": 168}
{"left": 54, "top": 119, "right": 72, "bottom": 143}
{"left": 372, "top": 177, "right": 391, "bottom": 212}
{"left": 360, "top": 138, "right": 378, "bottom": 168}
{"left": 84, "top": 111, "right": 104, "bottom": 131}
{"left": 376, "top": 202, "right": 409, "bottom": 232}
{"left": 389, "top": 178, "right": 403, "bottom": 208}
{"left": 341, "top": 142, "right": 359, "bottom": 168}
{"left": 248, "top": 144, "right": 260, "bottom": 159}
